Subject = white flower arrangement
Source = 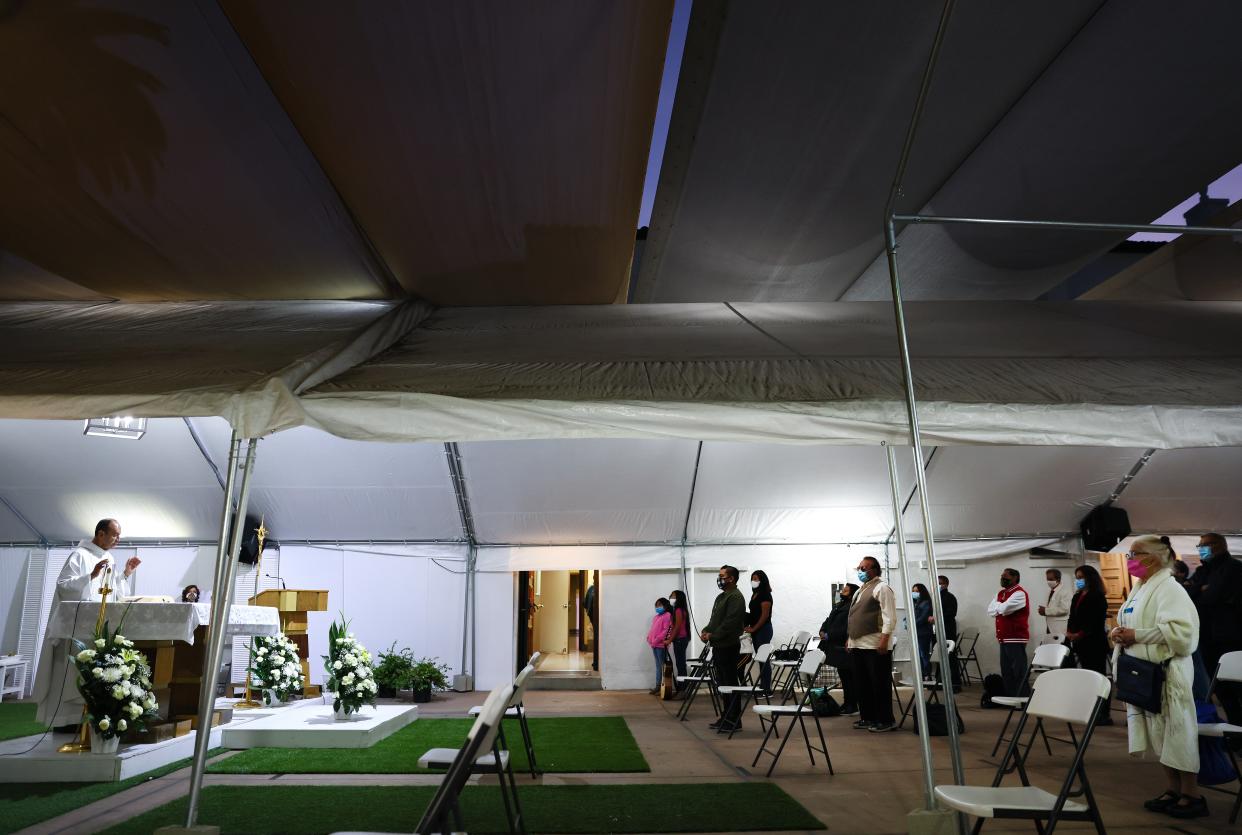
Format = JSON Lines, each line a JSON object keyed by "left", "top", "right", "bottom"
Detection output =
{"left": 323, "top": 617, "right": 377, "bottom": 716}
{"left": 72, "top": 610, "right": 159, "bottom": 741}
{"left": 248, "top": 633, "right": 304, "bottom": 704}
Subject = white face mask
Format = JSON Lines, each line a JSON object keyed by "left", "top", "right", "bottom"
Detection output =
{"left": 1046, "top": 579, "right": 1058, "bottom": 589}
{"left": 751, "top": 580, "right": 761, "bottom": 589}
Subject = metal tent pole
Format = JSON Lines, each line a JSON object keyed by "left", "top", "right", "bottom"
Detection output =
{"left": 185, "top": 436, "right": 260, "bottom": 827}
{"left": 885, "top": 444, "right": 936, "bottom": 808}
{"left": 893, "top": 213, "right": 1242, "bottom": 237}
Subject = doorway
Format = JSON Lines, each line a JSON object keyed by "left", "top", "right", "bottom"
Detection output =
{"left": 517, "top": 569, "right": 599, "bottom": 676}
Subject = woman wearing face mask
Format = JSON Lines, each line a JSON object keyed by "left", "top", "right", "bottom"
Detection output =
{"left": 819, "top": 583, "right": 859, "bottom": 714}
{"left": 1111, "top": 535, "right": 1205, "bottom": 819}
{"left": 646, "top": 597, "right": 674, "bottom": 695}
{"left": 181, "top": 584, "right": 201, "bottom": 603}
{"left": 910, "top": 583, "right": 934, "bottom": 680}
{"left": 1064, "top": 565, "right": 1112, "bottom": 725}
{"left": 743, "top": 570, "right": 774, "bottom": 694}
{"left": 665, "top": 590, "right": 691, "bottom": 691}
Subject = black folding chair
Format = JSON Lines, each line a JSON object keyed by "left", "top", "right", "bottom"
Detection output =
{"left": 676, "top": 644, "right": 720, "bottom": 721}
{"left": 959, "top": 630, "right": 983, "bottom": 685}
{"left": 898, "top": 639, "right": 958, "bottom": 730}
{"left": 769, "top": 630, "right": 812, "bottom": 704}
{"left": 936, "top": 668, "right": 1110, "bottom": 834}
{"left": 716, "top": 643, "right": 779, "bottom": 738}
{"left": 750, "top": 649, "right": 833, "bottom": 777}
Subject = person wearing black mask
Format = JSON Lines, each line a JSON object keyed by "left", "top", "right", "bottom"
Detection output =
{"left": 819, "top": 583, "right": 859, "bottom": 714}
{"left": 701, "top": 565, "right": 746, "bottom": 732}
{"left": 1187, "top": 533, "right": 1242, "bottom": 726}
{"left": 935, "top": 575, "right": 958, "bottom": 642}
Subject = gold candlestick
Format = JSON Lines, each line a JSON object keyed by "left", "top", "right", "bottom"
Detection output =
{"left": 235, "top": 518, "right": 268, "bottom": 709}
{"left": 60, "top": 566, "right": 113, "bottom": 753}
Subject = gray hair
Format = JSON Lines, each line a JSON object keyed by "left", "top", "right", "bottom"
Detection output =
{"left": 1131, "top": 534, "right": 1176, "bottom": 566}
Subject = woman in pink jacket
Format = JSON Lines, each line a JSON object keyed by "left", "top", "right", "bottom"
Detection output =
{"left": 646, "top": 597, "right": 673, "bottom": 695}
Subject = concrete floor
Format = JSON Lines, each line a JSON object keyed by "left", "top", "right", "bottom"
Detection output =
{"left": 13, "top": 686, "right": 1241, "bottom": 834}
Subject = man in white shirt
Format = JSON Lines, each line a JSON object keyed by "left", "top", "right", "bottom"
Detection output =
{"left": 35, "top": 519, "right": 141, "bottom": 731}
{"left": 1037, "top": 568, "right": 1074, "bottom": 636}
{"left": 847, "top": 556, "right": 898, "bottom": 733}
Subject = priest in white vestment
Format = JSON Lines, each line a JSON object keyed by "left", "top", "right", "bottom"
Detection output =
{"left": 34, "top": 519, "right": 141, "bottom": 730}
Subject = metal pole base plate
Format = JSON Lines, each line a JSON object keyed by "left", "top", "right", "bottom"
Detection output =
{"left": 906, "top": 808, "right": 957, "bottom": 835}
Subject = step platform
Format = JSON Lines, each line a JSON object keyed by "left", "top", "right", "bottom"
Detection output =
{"left": 220, "top": 700, "right": 418, "bottom": 749}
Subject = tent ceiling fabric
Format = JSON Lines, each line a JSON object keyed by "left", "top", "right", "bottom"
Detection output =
{"left": 636, "top": 0, "right": 1242, "bottom": 303}
{"left": 2, "top": 419, "right": 1237, "bottom": 545}
{"left": 221, "top": 0, "right": 670, "bottom": 305}
{"left": 0, "top": 0, "right": 669, "bottom": 305}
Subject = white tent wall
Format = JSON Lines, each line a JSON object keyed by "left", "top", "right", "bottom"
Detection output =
{"left": 600, "top": 570, "right": 681, "bottom": 691}
{"left": 1116, "top": 447, "right": 1242, "bottom": 534}
{"left": 0, "top": 548, "right": 30, "bottom": 654}
{"left": 277, "top": 545, "right": 468, "bottom": 686}
{"left": 474, "top": 570, "right": 517, "bottom": 690}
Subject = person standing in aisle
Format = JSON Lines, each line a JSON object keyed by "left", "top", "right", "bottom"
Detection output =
{"left": 1038, "top": 568, "right": 1074, "bottom": 636}
{"left": 743, "top": 570, "right": 774, "bottom": 694}
{"left": 848, "top": 557, "right": 897, "bottom": 733}
{"left": 701, "top": 565, "right": 746, "bottom": 732}
{"left": 1065, "top": 564, "right": 1114, "bottom": 725}
{"left": 988, "top": 568, "right": 1030, "bottom": 697}
{"left": 819, "top": 583, "right": 859, "bottom": 714}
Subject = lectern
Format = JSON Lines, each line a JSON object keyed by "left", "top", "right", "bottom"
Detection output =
{"left": 248, "top": 589, "right": 329, "bottom": 696}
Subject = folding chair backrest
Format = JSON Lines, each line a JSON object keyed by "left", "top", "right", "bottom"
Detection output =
{"left": 1031, "top": 642, "right": 1069, "bottom": 670}
{"left": 1026, "top": 669, "right": 1109, "bottom": 725}
{"left": 510, "top": 664, "right": 537, "bottom": 706}
{"left": 964, "top": 631, "right": 979, "bottom": 652}
{"left": 473, "top": 684, "right": 515, "bottom": 757}
{"left": 1040, "top": 633, "right": 1065, "bottom": 646}
{"left": 528, "top": 651, "right": 544, "bottom": 669}
{"left": 468, "top": 686, "right": 510, "bottom": 743}
{"left": 1216, "top": 651, "right": 1242, "bottom": 684}
{"left": 415, "top": 719, "right": 492, "bottom": 834}
{"left": 793, "top": 630, "right": 811, "bottom": 649}
{"left": 797, "top": 648, "right": 825, "bottom": 679}
{"left": 930, "top": 640, "right": 955, "bottom": 658}
{"left": 754, "top": 643, "right": 774, "bottom": 663}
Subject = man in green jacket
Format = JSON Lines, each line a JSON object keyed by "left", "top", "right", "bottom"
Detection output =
{"left": 701, "top": 564, "right": 747, "bottom": 731}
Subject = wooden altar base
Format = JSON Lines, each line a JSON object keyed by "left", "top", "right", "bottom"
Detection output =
{"left": 220, "top": 701, "right": 419, "bottom": 749}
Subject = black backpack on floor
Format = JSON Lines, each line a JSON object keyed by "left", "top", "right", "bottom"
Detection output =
{"left": 912, "top": 702, "right": 965, "bottom": 736}
{"left": 981, "top": 674, "right": 1007, "bottom": 708}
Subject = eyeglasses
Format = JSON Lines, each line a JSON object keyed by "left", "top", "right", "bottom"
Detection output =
{"left": 1126, "top": 551, "right": 1150, "bottom": 559}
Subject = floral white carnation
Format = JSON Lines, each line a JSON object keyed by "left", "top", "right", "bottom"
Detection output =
{"left": 94, "top": 638, "right": 106, "bottom": 648}
{"left": 92, "top": 667, "right": 104, "bottom": 679}
{"left": 97, "top": 717, "right": 111, "bottom": 731}
{"left": 333, "top": 660, "right": 343, "bottom": 670}
{"left": 117, "top": 719, "right": 127, "bottom": 731}
{"left": 76, "top": 649, "right": 96, "bottom": 662}
{"left": 111, "top": 684, "right": 128, "bottom": 700}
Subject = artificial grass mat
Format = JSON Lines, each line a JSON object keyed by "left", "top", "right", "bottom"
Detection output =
{"left": 210, "top": 716, "right": 649, "bottom": 774}
{"left": 100, "top": 783, "right": 825, "bottom": 834}
{"left": 0, "top": 748, "right": 224, "bottom": 835}
{"left": 0, "top": 702, "right": 46, "bottom": 742}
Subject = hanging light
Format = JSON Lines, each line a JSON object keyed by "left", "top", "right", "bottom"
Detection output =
{"left": 83, "top": 416, "right": 148, "bottom": 440}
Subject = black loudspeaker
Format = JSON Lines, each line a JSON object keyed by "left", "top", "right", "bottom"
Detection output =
{"left": 1080, "top": 505, "right": 1131, "bottom": 552}
{"left": 231, "top": 515, "right": 268, "bottom": 564}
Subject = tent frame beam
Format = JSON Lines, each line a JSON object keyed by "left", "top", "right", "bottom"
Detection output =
{"left": 0, "top": 493, "right": 47, "bottom": 546}
{"left": 443, "top": 442, "right": 477, "bottom": 681}
{"left": 895, "top": 213, "right": 1242, "bottom": 238}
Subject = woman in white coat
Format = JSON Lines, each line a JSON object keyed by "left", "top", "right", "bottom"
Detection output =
{"left": 1110, "top": 534, "right": 1205, "bottom": 819}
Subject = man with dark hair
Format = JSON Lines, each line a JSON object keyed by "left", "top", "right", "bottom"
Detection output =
{"left": 1188, "top": 533, "right": 1242, "bottom": 725}
{"left": 701, "top": 564, "right": 746, "bottom": 732}
{"left": 1039, "top": 567, "right": 1073, "bottom": 636}
{"left": 35, "top": 518, "right": 142, "bottom": 731}
{"left": 935, "top": 575, "right": 958, "bottom": 642}
{"left": 848, "top": 556, "right": 897, "bottom": 732}
{"left": 988, "top": 567, "right": 1030, "bottom": 697}
{"left": 820, "top": 583, "right": 859, "bottom": 714}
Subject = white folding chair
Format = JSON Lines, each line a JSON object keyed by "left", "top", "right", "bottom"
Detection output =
{"left": 675, "top": 644, "right": 719, "bottom": 721}
{"left": 751, "top": 649, "right": 833, "bottom": 777}
{"left": 420, "top": 684, "right": 525, "bottom": 835}
{"left": 770, "top": 631, "right": 812, "bottom": 702}
{"left": 898, "top": 640, "right": 956, "bottom": 729}
{"left": 717, "top": 643, "right": 777, "bottom": 738}
{"left": 937, "top": 668, "right": 1110, "bottom": 834}
{"left": 468, "top": 664, "right": 539, "bottom": 777}
{"left": 1040, "top": 633, "right": 1066, "bottom": 646}
{"left": 1200, "top": 650, "right": 1242, "bottom": 824}
{"left": 990, "top": 643, "right": 1072, "bottom": 760}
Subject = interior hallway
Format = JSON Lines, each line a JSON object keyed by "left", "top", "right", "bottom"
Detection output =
{"left": 13, "top": 685, "right": 1238, "bottom": 835}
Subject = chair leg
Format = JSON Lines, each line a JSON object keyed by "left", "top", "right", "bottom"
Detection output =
{"left": 1038, "top": 719, "right": 1053, "bottom": 757}
{"left": 517, "top": 706, "right": 539, "bottom": 778}
{"left": 796, "top": 713, "right": 815, "bottom": 765}
{"left": 1229, "top": 748, "right": 1242, "bottom": 825}
{"left": 991, "top": 708, "right": 1015, "bottom": 758}
{"left": 765, "top": 714, "right": 798, "bottom": 777}
{"left": 813, "top": 714, "right": 833, "bottom": 775}
{"left": 751, "top": 712, "right": 780, "bottom": 768}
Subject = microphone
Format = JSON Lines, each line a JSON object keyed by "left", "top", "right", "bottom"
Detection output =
{"left": 266, "top": 573, "right": 287, "bottom": 590}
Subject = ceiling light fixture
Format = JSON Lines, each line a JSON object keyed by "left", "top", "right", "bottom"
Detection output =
{"left": 83, "top": 416, "right": 148, "bottom": 440}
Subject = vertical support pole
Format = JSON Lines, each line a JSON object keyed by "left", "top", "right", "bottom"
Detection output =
{"left": 185, "top": 436, "right": 260, "bottom": 827}
{"left": 885, "top": 444, "right": 936, "bottom": 808}
{"left": 885, "top": 221, "right": 966, "bottom": 794}
{"left": 460, "top": 547, "right": 472, "bottom": 675}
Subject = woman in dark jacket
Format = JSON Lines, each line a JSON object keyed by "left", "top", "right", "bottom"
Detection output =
{"left": 818, "top": 583, "right": 859, "bottom": 714}
{"left": 1066, "top": 564, "right": 1113, "bottom": 725}
{"left": 911, "top": 583, "right": 934, "bottom": 679}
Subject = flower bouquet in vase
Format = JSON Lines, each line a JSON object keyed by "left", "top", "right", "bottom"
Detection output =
{"left": 249, "top": 633, "right": 304, "bottom": 706}
{"left": 322, "top": 617, "right": 377, "bottom": 720}
{"left": 71, "top": 613, "right": 159, "bottom": 754}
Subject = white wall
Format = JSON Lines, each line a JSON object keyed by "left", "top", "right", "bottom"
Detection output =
{"left": 474, "top": 571, "right": 516, "bottom": 689}
{"left": 600, "top": 570, "right": 680, "bottom": 690}
{"left": 0, "top": 548, "right": 30, "bottom": 654}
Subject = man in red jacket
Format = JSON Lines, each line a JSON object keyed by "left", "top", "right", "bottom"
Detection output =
{"left": 987, "top": 567, "right": 1030, "bottom": 697}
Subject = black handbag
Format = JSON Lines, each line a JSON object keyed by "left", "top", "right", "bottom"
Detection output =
{"left": 772, "top": 648, "right": 801, "bottom": 662}
{"left": 1115, "top": 650, "right": 1170, "bottom": 713}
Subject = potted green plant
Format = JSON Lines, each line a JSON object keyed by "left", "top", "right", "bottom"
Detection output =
{"left": 374, "top": 642, "right": 415, "bottom": 699}
{"left": 409, "top": 657, "right": 451, "bottom": 703}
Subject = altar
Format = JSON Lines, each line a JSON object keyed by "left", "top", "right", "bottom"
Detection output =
{"left": 35, "top": 601, "right": 279, "bottom": 738}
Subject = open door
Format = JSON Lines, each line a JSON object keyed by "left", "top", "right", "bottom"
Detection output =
{"left": 516, "top": 569, "right": 600, "bottom": 676}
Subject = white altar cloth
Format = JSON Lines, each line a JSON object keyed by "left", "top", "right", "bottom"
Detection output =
{"left": 43, "top": 601, "right": 280, "bottom": 644}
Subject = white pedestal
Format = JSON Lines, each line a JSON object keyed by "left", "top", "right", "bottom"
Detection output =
{"left": 0, "top": 722, "right": 226, "bottom": 783}
{"left": 220, "top": 702, "right": 418, "bottom": 749}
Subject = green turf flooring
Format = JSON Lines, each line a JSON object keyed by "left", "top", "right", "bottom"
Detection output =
{"left": 0, "top": 748, "right": 224, "bottom": 835}
{"left": 0, "top": 702, "right": 46, "bottom": 742}
{"left": 210, "top": 716, "right": 649, "bottom": 774}
{"left": 100, "top": 783, "right": 825, "bottom": 834}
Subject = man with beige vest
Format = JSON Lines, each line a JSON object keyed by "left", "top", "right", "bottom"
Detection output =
{"left": 848, "top": 556, "right": 898, "bottom": 733}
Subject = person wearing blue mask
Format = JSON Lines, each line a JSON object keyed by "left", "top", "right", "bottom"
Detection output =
{"left": 646, "top": 597, "right": 673, "bottom": 695}
{"left": 1187, "top": 533, "right": 1242, "bottom": 727}
{"left": 847, "top": 556, "right": 897, "bottom": 732}
{"left": 1064, "top": 564, "right": 1113, "bottom": 725}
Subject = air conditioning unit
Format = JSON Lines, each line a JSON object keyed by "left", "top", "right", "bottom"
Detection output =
{"left": 917, "top": 559, "right": 965, "bottom": 570}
